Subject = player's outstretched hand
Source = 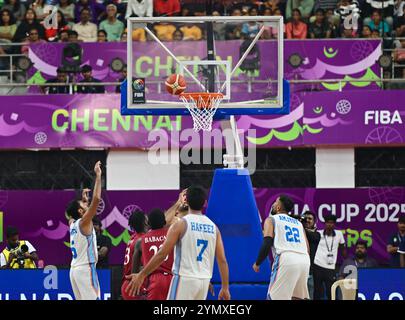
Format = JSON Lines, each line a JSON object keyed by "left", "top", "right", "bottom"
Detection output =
{"left": 94, "top": 161, "right": 102, "bottom": 177}
{"left": 125, "top": 274, "right": 144, "bottom": 296}
{"left": 178, "top": 188, "right": 187, "bottom": 204}
{"left": 252, "top": 263, "right": 260, "bottom": 273}
{"left": 218, "top": 288, "right": 231, "bottom": 300}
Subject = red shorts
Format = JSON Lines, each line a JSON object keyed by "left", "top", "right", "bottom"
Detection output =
{"left": 147, "top": 273, "right": 173, "bottom": 300}
{"left": 121, "top": 279, "right": 147, "bottom": 300}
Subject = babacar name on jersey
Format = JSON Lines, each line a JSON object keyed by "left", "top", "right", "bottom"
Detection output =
{"left": 190, "top": 222, "right": 215, "bottom": 234}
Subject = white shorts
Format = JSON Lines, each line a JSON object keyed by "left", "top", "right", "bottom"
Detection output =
{"left": 70, "top": 264, "right": 101, "bottom": 300}
{"left": 167, "top": 275, "right": 210, "bottom": 300}
{"left": 267, "top": 251, "right": 310, "bottom": 300}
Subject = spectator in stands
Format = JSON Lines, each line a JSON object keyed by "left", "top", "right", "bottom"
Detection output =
{"left": 74, "top": 0, "right": 105, "bottom": 24}
{"left": 153, "top": 22, "right": 176, "bottom": 41}
{"left": 43, "top": 67, "right": 70, "bottom": 94}
{"left": 93, "top": 217, "right": 112, "bottom": 269}
{"left": 180, "top": 23, "right": 203, "bottom": 41}
{"left": 77, "top": 64, "right": 105, "bottom": 93}
{"left": 0, "top": 9, "right": 17, "bottom": 42}
{"left": 363, "top": 0, "right": 394, "bottom": 28}
{"left": 0, "top": 226, "right": 39, "bottom": 269}
{"left": 368, "top": 10, "right": 391, "bottom": 36}
{"left": 212, "top": 10, "right": 226, "bottom": 40}
{"left": 45, "top": 11, "right": 70, "bottom": 42}
{"left": 21, "top": 27, "right": 45, "bottom": 55}
{"left": 361, "top": 25, "right": 373, "bottom": 37}
{"left": 115, "top": 63, "right": 126, "bottom": 93}
{"left": 153, "top": 0, "right": 180, "bottom": 17}
{"left": 261, "top": 0, "right": 280, "bottom": 12}
{"left": 261, "top": 8, "right": 278, "bottom": 39}
{"left": 286, "top": 0, "right": 315, "bottom": 20}
{"left": 313, "top": 214, "right": 347, "bottom": 300}
{"left": 67, "top": 29, "right": 80, "bottom": 42}
{"left": 58, "top": 29, "right": 69, "bottom": 41}
{"left": 97, "top": 29, "right": 107, "bottom": 42}
{"left": 2, "top": 0, "right": 26, "bottom": 22}
{"left": 172, "top": 28, "right": 183, "bottom": 40}
{"left": 285, "top": 8, "right": 308, "bottom": 39}
{"left": 387, "top": 215, "right": 405, "bottom": 267}
{"left": 125, "top": 0, "right": 153, "bottom": 19}
{"left": 99, "top": 4, "right": 124, "bottom": 42}
{"left": 57, "top": 0, "right": 75, "bottom": 23}
{"left": 309, "top": 8, "right": 332, "bottom": 38}
{"left": 241, "top": 12, "right": 261, "bottom": 39}
{"left": 131, "top": 26, "right": 146, "bottom": 41}
{"left": 338, "top": 240, "right": 378, "bottom": 280}
{"left": 72, "top": 8, "right": 98, "bottom": 42}
{"left": 225, "top": 8, "right": 243, "bottom": 40}
{"left": 13, "top": 8, "right": 45, "bottom": 42}
{"left": 395, "top": 4, "right": 405, "bottom": 37}
{"left": 30, "top": 0, "right": 47, "bottom": 21}
{"left": 120, "top": 29, "right": 127, "bottom": 41}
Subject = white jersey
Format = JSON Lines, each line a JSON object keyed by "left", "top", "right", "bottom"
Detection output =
{"left": 172, "top": 214, "right": 217, "bottom": 279}
{"left": 271, "top": 214, "right": 308, "bottom": 256}
{"left": 70, "top": 218, "right": 98, "bottom": 267}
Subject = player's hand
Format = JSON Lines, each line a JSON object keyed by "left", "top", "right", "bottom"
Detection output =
{"left": 94, "top": 161, "right": 102, "bottom": 177}
{"left": 218, "top": 288, "right": 231, "bottom": 300}
{"left": 125, "top": 273, "right": 145, "bottom": 296}
{"left": 209, "top": 282, "right": 215, "bottom": 296}
{"left": 178, "top": 189, "right": 187, "bottom": 204}
{"left": 8, "top": 252, "right": 16, "bottom": 262}
{"left": 252, "top": 263, "right": 260, "bottom": 273}
{"left": 23, "top": 252, "right": 31, "bottom": 259}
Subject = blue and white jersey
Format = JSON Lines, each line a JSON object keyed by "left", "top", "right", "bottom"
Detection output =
{"left": 70, "top": 218, "right": 98, "bottom": 267}
{"left": 271, "top": 214, "right": 308, "bottom": 256}
{"left": 172, "top": 214, "right": 217, "bottom": 279}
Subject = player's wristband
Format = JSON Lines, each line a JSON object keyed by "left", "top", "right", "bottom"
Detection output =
{"left": 255, "top": 236, "right": 273, "bottom": 266}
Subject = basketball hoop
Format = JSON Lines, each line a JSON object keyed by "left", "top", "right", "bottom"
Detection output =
{"left": 180, "top": 92, "right": 224, "bottom": 131}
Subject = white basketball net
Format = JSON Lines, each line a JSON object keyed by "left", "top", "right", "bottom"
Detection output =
{"left": 180, "top": 93, "right": 224, "bottom": 131}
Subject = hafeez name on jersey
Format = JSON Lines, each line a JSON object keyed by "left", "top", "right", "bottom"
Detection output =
{"left": 190, "top": 222, "right": 215, "bottom": 234}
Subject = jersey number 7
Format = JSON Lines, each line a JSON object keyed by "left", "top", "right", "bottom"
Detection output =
{"left": 196, "top": 239, "right": 208, "bottom": 262}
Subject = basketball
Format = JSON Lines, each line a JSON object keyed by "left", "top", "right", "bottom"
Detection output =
{"left": 165, "top": 74, "right": 187, "bottom": 95}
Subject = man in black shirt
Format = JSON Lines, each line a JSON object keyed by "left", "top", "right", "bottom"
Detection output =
{"left": 77, "top": 64, "right": 105, "bottom": 94}
{"left": 93, "top": 217, "right": 112, "bottom": 269}
{"left": 309, "top": 9, "right": 332, "bottom": 38}
{"left": 43, "top": 67, "right": 70, "bottom": 94}
{"left": 387, "top": 215, "right": 405, "bottom": 267}
{"left": 115, "top": 65, "right": 127, "bottom": 93}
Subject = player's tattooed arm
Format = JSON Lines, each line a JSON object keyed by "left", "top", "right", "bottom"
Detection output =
{"left": 80, "top": 161, "right": 102, "bottom": 235}
{"left": 132, "top": 239, "right": 143, "bottom": 273}
{"left": 126, "top": 220, "right": 185, "bottom": 296}
{"left": 215, "top": 227, "right": 231, "bottom": 300}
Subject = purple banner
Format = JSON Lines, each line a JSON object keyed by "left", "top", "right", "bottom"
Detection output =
{"left": 0, "top": 189, "right": 401, "bottom": 266}
{"left": 1, "top": 89, "right": 405, "bottom": 148}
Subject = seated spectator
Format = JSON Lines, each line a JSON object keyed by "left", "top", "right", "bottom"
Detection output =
{"left": 125, "top": 0, "right": 153, "bottom": 18}
{"left": 232, "top": 0, "right": 261, "bottom": 13}
{"left": 225, "top": 8, "right": 243, "bottom": 40}
{"left": 74, "top": 0, "right": 105, "bottom": 24}
{"left": 242, "top": 21, "right": 260, "bottom": 39}
{"left": 361, "top": 25, "right": 373, "bottom": 37}
{"left": 97, "top": 29, "right": 107, "bottom": 42}
{"left": 387, "top": 215, "right": 405, "bottom": 267}
{"left": 338, "top": 240, "right": 378, "bottom": 280}
{"left": 342, "top": 27, "right": 358, "bottom": 37}
{"left": 57, "top": 0, "right": 75, "bottom": 23}
{"left": 72, "top": 8, "right": 98, "bottom": 42}
{"left": 370, "top": 29, "right": 381, "bottom": 37}
{"left": 212, "top": 10, "right": 226, "bottom": 40}
{"left": 13, "top": 8, "right": 45, "bottom": 42}
{"left": 67, "top": 29, "right": 80, "bottom": 42}
{"left": 58, "top": 29, "right": 69, "bottom": 42}
{"left": 181, "top": 0, "right": 206, "bottom": 16}
{"left": 286, "top": 0, "right": 315, "bottom": 20}
{"left": 309, "top": 8, "right": 332, "bottom": 38}
{"left": 363, "top": 0, "right": 394, "bottom": 27}
{"left": 21, "top": 27, "right": 45, "bottom": 55}
{"left": 30, "top": 0, "right": 47, "bottom": 20}
{"left": 367, "top": 10, "right": 391, "bottom": 36}
{"left": 180, "top": 23, "right": 203, "bottom": 41}
{"left": 285, "top": 9, "right": 308, "bottom": 39}
{"left": 2, "top": 0, "right": 26, "bottom": 22}
{"left": 172, "top": 28, "right": 183, "bottom": 40}
{"left": 153, "top": 22, "right": 176, "bottom": 41}
{"left": 0, "top": 9, "right": 17, "bottom": 43}
{"left": 120, "top": 29, "right": 127, "bottom": 42}
{"left": 99, "top": 4, "right": 124, "bottom": 42}
{"left": 43, "top": 67, "right": 70, "bottom": 94}
{"left": 261, "top": 8, "right": 278, "bottom": 39}
{"left": 77, "top": 64, "right": 105, "bottom": 93}
{"left": 153, "top": 0, "right": 180, "bottom": 17}
{"left": 261, "top": 0, "right": 280, "bottom": 12}
{"left": 131, "top": 27, "right": 146, "bottom": 41}
{"left": 0, "top": 226, "right": 39, "bottom": 269}
{"left": 115, "top": 64, "right": 126, "bottom": 93}
{"left": 395, "top": 4, "right": 405, "bottom": 37}
{"left": 45, "top": 10, "right": 70, "bottom": 42}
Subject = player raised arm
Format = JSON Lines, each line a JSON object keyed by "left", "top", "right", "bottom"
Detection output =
{"left": 253, "top": 217, "right": 274, "bottom": 272}
{"left": 215, "top": 227, "right": 231, "bottom": 300}
{"left": 80, "top": 161, "right": 102, "bottom": 235}
{"left": 125, "top": 219, "right": 186, "bottom": 296}
{"left": 164, "top": 189, "right": 187, "bottom": 226}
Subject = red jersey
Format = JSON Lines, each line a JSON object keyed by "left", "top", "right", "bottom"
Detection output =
{"left": 122, "top": 232, "right": 144, "bottom": 280}
{"left": 141, "top": 228, "right": 173, "bottom": 275}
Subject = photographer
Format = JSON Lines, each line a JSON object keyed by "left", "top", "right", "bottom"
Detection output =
{"left": 301, "top": 211, "right": 320, "bottom": 300}
{"left": 0, "top": 226, "right": 39, "bottom": 269}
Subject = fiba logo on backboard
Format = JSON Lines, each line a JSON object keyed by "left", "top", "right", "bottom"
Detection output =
{"left": 132, "top": 79, "right": 145, "bottom": 91}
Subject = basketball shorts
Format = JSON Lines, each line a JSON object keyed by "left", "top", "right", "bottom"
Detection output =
{"left": 70, "top": 264, "right": 100, "bottom": 300}
{"left": 167, "top": 274, "right": 210, "bottom": 300}
{"left": 267, "top": 251, "right": 310, "bottom": 300}
{"left": 121, "top": 279, "right": 147, "bottom": 300}
{"left": 147, "top": 272, "right": 173, "bottom": 300}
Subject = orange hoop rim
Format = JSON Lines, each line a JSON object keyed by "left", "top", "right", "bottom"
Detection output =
{"left": 179, "top": 92, "right": 224, "bottom": 101}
